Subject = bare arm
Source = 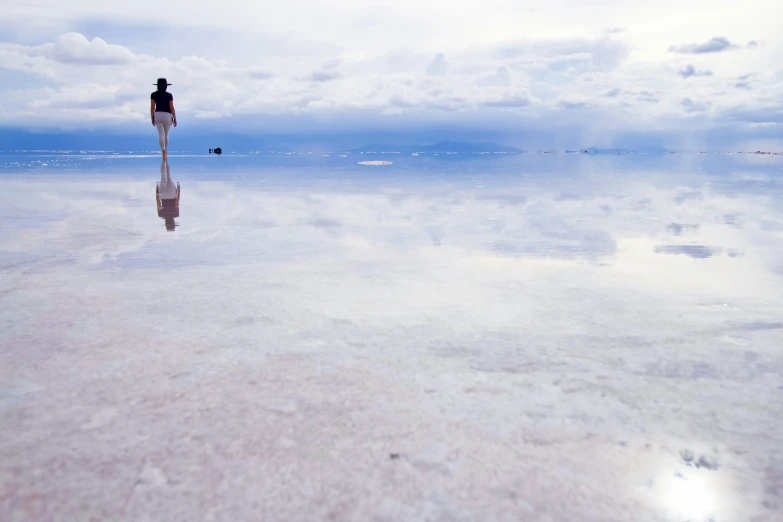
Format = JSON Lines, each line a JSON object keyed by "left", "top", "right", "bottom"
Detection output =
{"left": 176, "top": 184, "right": 180, "bottom": 208}
{"left": 170, "top": 100, "right": 177, "bottom": 127}
{"left": 150, "top": 99, "right": 155, "bottom": 126}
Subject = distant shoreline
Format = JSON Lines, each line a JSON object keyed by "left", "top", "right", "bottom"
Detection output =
{"left": 2, "top": 150, "right": 782, "bottom": 156}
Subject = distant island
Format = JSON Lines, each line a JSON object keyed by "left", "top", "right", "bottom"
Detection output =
{"left": 348, "top": 141, "right": 525, "bottom": 154}
{"left": 566, "top": 147, "right": 674, "bottom": 155}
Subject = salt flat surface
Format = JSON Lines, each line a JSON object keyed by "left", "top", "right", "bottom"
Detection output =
{"left": 1, "top": 153, "right": 782, "bottom": 521}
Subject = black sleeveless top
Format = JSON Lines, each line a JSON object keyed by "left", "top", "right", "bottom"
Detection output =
{"left": 151, "top": 91, "right": 173, "bottom": 113}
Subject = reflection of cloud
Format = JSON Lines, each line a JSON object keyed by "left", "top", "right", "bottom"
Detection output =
{"left": 492, "top": 229, "right": 616, "bottom": 259}
{"left": 475, "top": 194, "right": 527, "bottom": 206}
{"left": 2, "top": 158, "right": 782, "bottom": 522}
{"left": 674, "top": 189, "right": 703, "bottom": 204}
{"left": 760, "top": 221, "right": 783, "bottom": 232}
{"left": 669, "top": 36, "right": 738, "bottom": 54}
{"left": 739, "top": 322, "right": 783, "bottom": 331}
{"left": 666, "top": 223, "right": 699, "bottom": 236}
{"left": 654, "top": 245, "right": 722, "bottom": 259}
{"left": 0, "top": 251, "right": 40, "bottom": 270}
{"left": 486, "top": 201, "right": 618, "bottom": 260}
{"left": 424, "top": 225, "right": 444, "bottom": 246}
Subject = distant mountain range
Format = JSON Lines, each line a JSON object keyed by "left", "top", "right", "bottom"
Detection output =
{"left": 565, "top": 147, "right": 674, "bottom": 155}
{"left": 0, "top": 129, "right": 747, "bottom": 155}
{"left": 349, "top": 142, "right": 681, "bottom": 155}
{"left": 348, "top": 141, "right": 525, "bottom": 154}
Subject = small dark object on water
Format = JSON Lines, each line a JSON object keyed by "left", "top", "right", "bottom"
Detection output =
{"left": 209, "top": 147, "right": 223, "bottom": 155}
{"left": 389, "top": 453, "right": 400, "bottom": 460}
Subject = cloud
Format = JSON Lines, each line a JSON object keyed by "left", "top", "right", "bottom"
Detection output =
{"left": 40, "top": 33, "right": 135, "bottom": 65}
{"left": 387, "top": 94, "right": 414, "bottom": 108}
{"left": 498, "top": 37, "right": 629, "bottom": 73}
{"left": 0, "top": 19, "right": 781, "bottom": 148}
{"left": 557, "top": 100, "right": 587, "bottom": 110}
{"left": 720, "top": 105, "right": 783, "bottom": 124}
{"left": 681, "top": 97, "right": 711, "bottom": 113}
{"left": 669, "top": 36, "right": 737, "bottom": 54}
{"left": 477, "top": 65, "right": 512, "bottom": 87}
{"left": 495, "top": 66, "right": 511, "bottom": 84}
{"left": 424, "top": 92, "right": 468, "bottom": 112}
{"left": 247, "top": 67, "right": 275, "bottom": 80}
{"left": 632, "top": 90, "right": 659, "bottom": 104}
{"left": 426, "top": 53, "right": 448, "bottom": 77}
{"left": 734, "top": 73, "right": 757, "bottom": 90}
{"left": 677, "top": 64, "right": 712, "bottom": 78}
{"left": 307, "top": 70, "right": 342, "bottom": 82}
{"left": 481, "top": 88, "right": 535, "bottom": 107}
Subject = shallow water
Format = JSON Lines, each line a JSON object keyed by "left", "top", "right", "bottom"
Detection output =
{"left": 1, "top": 153, "right": 782, "bottom": 521}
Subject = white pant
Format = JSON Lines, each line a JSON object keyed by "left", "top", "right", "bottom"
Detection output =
{"left": 154, "top": 112, "right": 173, "bottom": 152}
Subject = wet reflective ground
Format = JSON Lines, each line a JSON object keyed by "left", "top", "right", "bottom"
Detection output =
{"left": 1, "top": 153, "right": 782, "bottom": 521}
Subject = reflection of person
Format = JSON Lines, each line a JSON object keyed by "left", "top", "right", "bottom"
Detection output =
{"left": 150, "top": 78, "right": 177, "bottom": 157}
{"left": 156, "top": 158, "right": 180, "bottom": 231}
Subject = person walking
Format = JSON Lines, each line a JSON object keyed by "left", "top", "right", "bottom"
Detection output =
{"left": 150, "top": 78, "right": 177, "bottom": 157}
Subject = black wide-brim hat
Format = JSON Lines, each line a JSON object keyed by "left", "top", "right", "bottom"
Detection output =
{"left": 154, "top": 78, "right": 172, "bottom": 86}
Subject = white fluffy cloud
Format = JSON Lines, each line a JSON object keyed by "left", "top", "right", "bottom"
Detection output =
{"left": 426, "top": 53, "right": 449, "bottom": 77}
{"left": 42, "top": 33, "right": 135, "bottom": 65}
{"left": 1, "top": 0, "right": 782, "bottom": 144}
{"left": 678, "top": 64, "right": 713, "bottom": 78}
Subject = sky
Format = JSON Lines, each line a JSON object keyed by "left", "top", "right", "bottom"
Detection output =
{"left": 1, "top": 0, "right": 781, "bottom": 150}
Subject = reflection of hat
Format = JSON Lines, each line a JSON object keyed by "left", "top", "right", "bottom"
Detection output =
{"left": 154, "top": 78, "right": 172, "bottom": 87}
